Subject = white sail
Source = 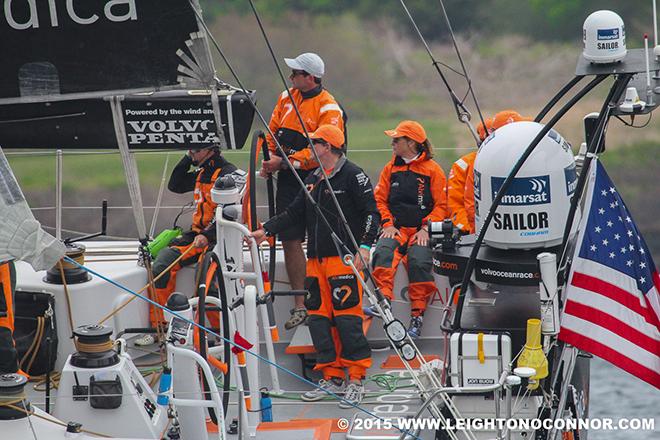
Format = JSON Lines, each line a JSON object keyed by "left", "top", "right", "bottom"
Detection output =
{"left": 0, "top": 147, "right": 64, "bottom": 270}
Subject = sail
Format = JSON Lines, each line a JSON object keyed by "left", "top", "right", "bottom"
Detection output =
{"left": 0, "top": 148, "right": 65, "bottom": 271}
{"left": 0, "top": 0, "right": 212, "bottom": 104}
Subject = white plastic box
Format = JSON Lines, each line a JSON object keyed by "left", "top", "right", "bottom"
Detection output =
{"left": 450, "top": 332, "right": 511, "bottom": 387}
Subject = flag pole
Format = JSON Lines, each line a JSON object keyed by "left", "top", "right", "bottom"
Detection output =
{"left": 549, "top": 74, "right": 633, "bottom": 438}
{"left": 548, "top": 345, "right": 579, "bottom": 440}
{"left": 556, "top": 74, "right": 633, "bottom": 281}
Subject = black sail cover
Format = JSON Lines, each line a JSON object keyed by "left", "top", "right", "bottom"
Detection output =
{"left": 0, "top": 0, "right": 255, "bottom": 149}
{"left": 0, "top": 0, "right": 206, "bottom": 102}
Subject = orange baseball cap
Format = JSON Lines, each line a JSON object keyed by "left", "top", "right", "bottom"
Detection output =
{"left": 310, "top": 125, "right": 345, "bottom": 149}
{"left": 476, "top": 117, "right": 495, "bottom": 141}
{"left": 492, "top": 110, "right": 533, "bottom": 130}
{"left": 384, "top": 120, "right": 427, "bottom": 144}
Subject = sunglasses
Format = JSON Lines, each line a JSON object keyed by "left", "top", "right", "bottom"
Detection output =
{"left": 312, "top": 139, "right": 328, "bottom": 146}
{"left": 290, "top": 69, "right": 310, "bottom": 77}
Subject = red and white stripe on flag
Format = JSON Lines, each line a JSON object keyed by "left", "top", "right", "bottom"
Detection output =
{"left": 559, "top": 160, "right": 660, "bottom": 389}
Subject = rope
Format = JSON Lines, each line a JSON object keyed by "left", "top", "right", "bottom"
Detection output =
{"left": 57, "top": 261, "right": 76, "bottom": 336}
{"left": 25, "top": 317, "right": 45, "bottom": 374}
{"left": 97, "top": 244, "right": 195, "bottom": 325}
{"left": 74, "top": 340, "right": 115, "bottom": 353}
{"left": 142, "top": 251, "right": 167, "bottom": 363}
{"left": 19, "top": 316, "right": 44, "bottom": 373}
{"left": 31, "top": 372, "right": 62, "bottom": 391}
{"left": 3, "top": 402, "right": 112, "bottom": 438}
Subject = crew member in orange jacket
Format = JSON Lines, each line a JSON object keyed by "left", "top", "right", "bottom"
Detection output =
{"left": 449, "top": 110, "right": 531, "bottom": 234}
{"left": 136, "top": 145, "right": 237, "bottom": 345}
{"left": 370, "top": 121, "right": 448, "bottom": 338}
{"left": 447, "top": 118, "right": 493, "bottom": 234}
{"left": 260, "top": 52, "right": 346, "bottom": 330}
{"left": 0, "top": 261, "right": 18, "bottom": 373}
{"left": 252, "top": 125, "right": 379, "bottom": 408}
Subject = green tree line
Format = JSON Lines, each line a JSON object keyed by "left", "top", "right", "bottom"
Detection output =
{"left": 200, "top": 0, "right": 656, "bottom": 43}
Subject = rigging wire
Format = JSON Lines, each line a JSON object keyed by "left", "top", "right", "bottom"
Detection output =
{"left": 397, "top": 0, "right": 482, "bottom": 144}
{"left": 437, "top": 0, "right": 487, "bottom": 129}
{"left": 188, "top": 0, "right": 382, "bottom": 297}
{"left": 244, "top": 0, "right": 381, "bottom": 284}
{"left": 2, "top": 146, "right": 475, "bottom": 158}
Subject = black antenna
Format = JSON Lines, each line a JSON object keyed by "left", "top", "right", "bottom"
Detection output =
{"left": 64, "top": 200, "right": 108, "bottom": 244}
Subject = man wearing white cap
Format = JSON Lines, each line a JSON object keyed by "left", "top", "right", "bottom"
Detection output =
{"left": 261, "top": 52, "right": 346, "bottom": 330}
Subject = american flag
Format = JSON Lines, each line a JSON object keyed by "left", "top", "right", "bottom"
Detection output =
{"left": 559, "top": 160, "right": 660, "bottom": 389}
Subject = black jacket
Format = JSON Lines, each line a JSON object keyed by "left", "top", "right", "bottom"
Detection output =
{"left": 264, "top": 157, "right": 380, "bottom": 259}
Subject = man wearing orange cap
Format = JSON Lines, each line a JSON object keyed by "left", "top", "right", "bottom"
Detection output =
{"left": 448, "top": 111, "right": 531, "bottom": 234}
{"left": 370, "top": 120, "right": 447, "bottom": 338}
{"left": 252, "top": 125, "right": 379, "bottom": 408}
{"left": 260, "top": 52, "right": 347, "bottom": 330}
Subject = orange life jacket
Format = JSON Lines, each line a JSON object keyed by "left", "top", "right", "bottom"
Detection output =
{"left": 191, "top": 167, "right": 223, "bottom": 233}
{"left": 266, "top": 86, "right": 345, "bottom": 170}
{"left": 447, "top": 151, "right": 477, "bottom": 233}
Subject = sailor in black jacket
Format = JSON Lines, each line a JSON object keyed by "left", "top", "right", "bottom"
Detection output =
{"left": 251, "top": 125, "right": 379, "bottom": 408}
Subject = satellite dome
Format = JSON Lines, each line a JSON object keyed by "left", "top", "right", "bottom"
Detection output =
{"left": 474, "top": 121, "right": 578, "bottom": 249}
{"left": 583, "top": 10, "right": 627, "bottom": 64}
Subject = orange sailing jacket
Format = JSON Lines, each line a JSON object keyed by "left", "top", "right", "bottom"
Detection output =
{"left": 375, "top": 152, "right": 448, "bottom": 229}
{"left": 266, "top": 86, "right": 345, "bottom": 170}
{"left": 447, "top": 151, "right": 476, "bottom": 233}
{"left": 168, "top": 152, "right": 237, "bottom": 241}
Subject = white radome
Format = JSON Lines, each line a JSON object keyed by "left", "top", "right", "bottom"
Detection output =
{"left": 583, "top": 10, "right": 627, "bottom": 64}
{"left": 474, "top": 121, "right": 578, "bottom": 250}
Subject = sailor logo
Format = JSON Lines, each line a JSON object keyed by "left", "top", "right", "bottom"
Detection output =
{"left": 596, "top": 28, "right": 623, "bottom": 50}
{"left": 491, "top": 175, "right": 551, "bottom": 206}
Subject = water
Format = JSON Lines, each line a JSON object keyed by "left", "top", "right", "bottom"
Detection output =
{"left": 589, "top": 357, "right": 659, "bottom": 439}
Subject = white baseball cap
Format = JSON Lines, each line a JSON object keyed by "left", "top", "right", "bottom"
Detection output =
{"left": 284, "top": 52, "right": 325, "bottom": 78}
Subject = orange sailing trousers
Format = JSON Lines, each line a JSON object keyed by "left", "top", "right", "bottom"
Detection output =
{"left": 305, "top": 256, "right": 371, "bottom": 381}
{"left": 150, "top": 240, "right": 206, "bottom": 326}
{"left": 371, "top": 227, "right": 436, "bottom": 316}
